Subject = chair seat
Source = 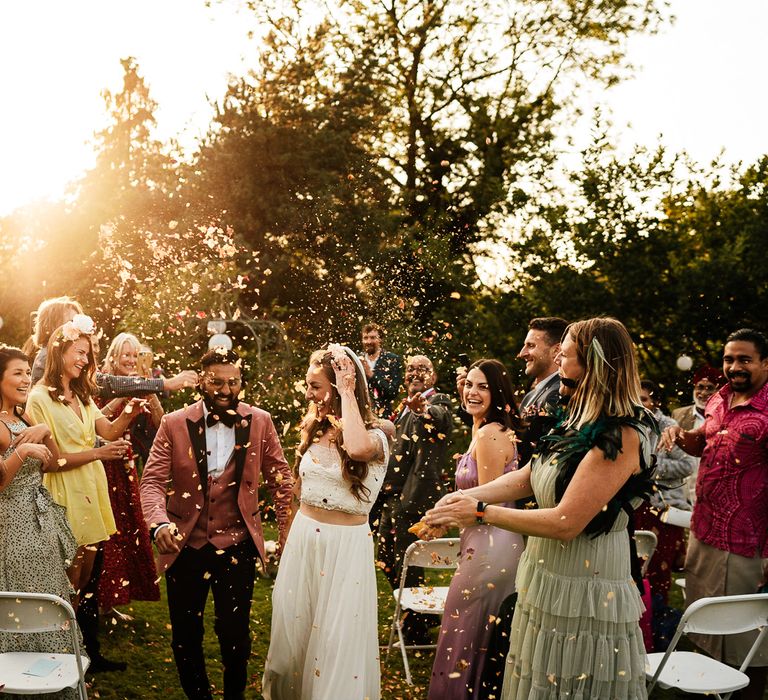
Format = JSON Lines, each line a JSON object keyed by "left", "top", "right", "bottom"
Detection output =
{"left": 646, "top": 651, "right": 749, "bottom": 694}
{"left": 0, "top": 652, "right": 90, "bottom": 693}
{"left": 394, "top": 586, "right": 450, "bottom": 615}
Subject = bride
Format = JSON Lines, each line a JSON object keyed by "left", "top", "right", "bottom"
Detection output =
{"left": 263, "top": 344, "right": 390, "bottom": 700}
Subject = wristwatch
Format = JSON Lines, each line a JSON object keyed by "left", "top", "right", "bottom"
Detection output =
{"left": 475, "top": 501, "right": 487, "bottom": 524}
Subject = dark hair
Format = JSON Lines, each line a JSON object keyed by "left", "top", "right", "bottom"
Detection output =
{"left": 725, "top": 328, "right": 768, "bottom": 359}
{"left": 529, "top": 317, "right": 569, "bottom": 346}
{"left": 201, "top": 348, "right": 242, "bottom": 371}
{"left": 0, "top": 345, "right": 30, "bottom": 418}
{"left": 468, "top": 358, "right": 521, "bottom": 432}
{"left": 362, "top": 322, "right": 383, "bottom": 337}
{"left": 640, "top": 379, "right": 667, "bottom": 414}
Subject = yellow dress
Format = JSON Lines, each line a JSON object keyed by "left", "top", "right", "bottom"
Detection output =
{"left": 26, "top": 384, "right": 116, "bottom": 546}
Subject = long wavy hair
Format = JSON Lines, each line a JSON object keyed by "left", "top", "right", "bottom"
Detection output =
{"left": 102, "top": 332, "right": 142, "bottom": 375}
{"left": 468, "top": 358, "right": 522, "bottom": 433}
{"left": 564, "top": 317, "right": 643, "bottom": 430}
{"left": 41, "top": 326, "right": 99, "bottom": 405}
{"left": 0, "top": 345, "right": 30, "bottom": 418}
{"left": 296, "top": 348, "right": 377, "bottom": 502}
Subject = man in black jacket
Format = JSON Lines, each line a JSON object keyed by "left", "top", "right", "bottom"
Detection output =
{"left": 377, "top": 354, "right": 452, "bottom": 643}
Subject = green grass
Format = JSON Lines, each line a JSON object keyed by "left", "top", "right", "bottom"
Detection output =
{"left": 87, "top": 537, "right": 766, "bottom": 699}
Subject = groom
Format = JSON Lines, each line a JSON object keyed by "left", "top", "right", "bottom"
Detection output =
{"left": 140, "top": 348, "right": 294, "bottom": 700}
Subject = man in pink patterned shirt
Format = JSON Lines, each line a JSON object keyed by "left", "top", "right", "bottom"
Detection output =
{"left": 662, "top": 328, "right": 768, "bottom": 699}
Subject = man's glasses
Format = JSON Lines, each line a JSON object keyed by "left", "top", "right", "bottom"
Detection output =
{"left": 694, "top": 383, "right": 716, "bottom": 391}
{"left": 206, "top": 378, "right": 242, "bottom": 389}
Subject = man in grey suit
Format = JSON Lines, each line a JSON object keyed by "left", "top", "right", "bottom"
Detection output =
{"left": 516, "top": 317, "right": 568, "bottom": 466}
{"left": 377, "top": 354, "right": 452, "bottom": 643}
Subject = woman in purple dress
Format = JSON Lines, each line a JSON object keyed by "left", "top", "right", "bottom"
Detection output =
{"left": 428, "top": 359, "right": 525, "bottom": 700}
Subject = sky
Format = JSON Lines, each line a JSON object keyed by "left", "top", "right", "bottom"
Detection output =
{"left": 0, "top": 0, "right": 766, "bottom": 217}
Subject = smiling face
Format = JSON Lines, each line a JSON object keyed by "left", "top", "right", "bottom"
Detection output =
{"left": 115, "top": 341, "right": 139, "bottom": 377}
{"left": 305, "top": 362, "right": 335, "bottom": 420}
{"left": 361, "top": 329, "right": 382, "bottom": 356}
{"left": 405, "top": 355, "right": 435, "bottom": 396}
{"left": 0, "top": 358, "right": 32, "bottom": 410}
{"left": 693, "top": 378, "right": 718, "bottom": 409}
{"left": 555, "top": 333, "right": 585, "bottom": 396}
{"left": 722, "top": 340, "right": 768, "bottom": 396}
{"left": 61, "top": 336, "right": 93, "bottom": 382}
{"left": 463, "top": 367, "right": 492, "bottom": 420}
{"left": 200, "top": 363, "right": 242, "bottom": 410}
{"left": 517, "top": 329, "right": 560, "bottom": 382}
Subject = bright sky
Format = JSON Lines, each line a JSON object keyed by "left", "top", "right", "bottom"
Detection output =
{"left": 1, "top": 0, "right": 766, "bottom": 217}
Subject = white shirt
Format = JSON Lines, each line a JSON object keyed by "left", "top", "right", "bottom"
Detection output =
{"left": 202, "top": 404, "right": 236, "bottom": 479}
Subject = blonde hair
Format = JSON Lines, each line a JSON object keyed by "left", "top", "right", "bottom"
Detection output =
{"left": 564, "top": 317, "right": 642, "bottom": 430}
{"left": 102, "top": 332, "right": 142, "bottom": 375}
{"left": 32, "top": 297, "right": 83, "bottom": 350}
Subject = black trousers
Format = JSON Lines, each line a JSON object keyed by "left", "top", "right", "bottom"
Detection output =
{"left": 77, "top": 544, "right": 103, "bottom": 660}
{"left": 165, "top": 539, "right": 257, "bottom": 700}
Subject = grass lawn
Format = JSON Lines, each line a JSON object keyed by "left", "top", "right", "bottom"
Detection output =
{"left": 87, "top": 532, "right": 766, "bottom": 699}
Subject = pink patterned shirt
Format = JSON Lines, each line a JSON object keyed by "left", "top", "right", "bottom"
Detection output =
{"left": 692, "top": 380, "right": 768, "bottom": 557}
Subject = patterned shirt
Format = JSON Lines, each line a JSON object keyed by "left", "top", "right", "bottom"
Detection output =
{"left": 692, "top": 380, "right": 768, "bottom": 557}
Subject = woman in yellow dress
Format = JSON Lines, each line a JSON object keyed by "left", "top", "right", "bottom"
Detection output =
{"left": 26, "top": 315, "right": 142, "bottom": 607}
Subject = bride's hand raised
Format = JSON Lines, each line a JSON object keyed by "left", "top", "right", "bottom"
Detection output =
{"left": 327, "top": 344, "right": 356, "bottom": 393}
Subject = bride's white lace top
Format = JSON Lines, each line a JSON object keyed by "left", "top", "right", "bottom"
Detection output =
{"left": 299, "top": 428, "right": 389, "bottom": 516}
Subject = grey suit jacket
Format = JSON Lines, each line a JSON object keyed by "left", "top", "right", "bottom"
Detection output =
{"left": 383, "top": 391, "right": 452, "bottom": 515}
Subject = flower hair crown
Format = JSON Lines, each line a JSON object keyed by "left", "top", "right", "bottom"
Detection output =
{"left": 59, "top": 314, "right": 96, "bottom": 342}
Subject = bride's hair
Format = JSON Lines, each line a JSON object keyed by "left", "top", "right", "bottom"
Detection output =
{"left": 296, "top": 349, "right": 377, "bottom": 502}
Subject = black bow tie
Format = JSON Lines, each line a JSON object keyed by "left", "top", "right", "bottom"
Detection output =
{"left": 206, "top": 410, "right": 238, "bottom": 428}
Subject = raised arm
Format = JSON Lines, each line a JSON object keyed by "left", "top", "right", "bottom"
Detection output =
{"left": 332, "top": 350, "right": 381, "bottom": 461}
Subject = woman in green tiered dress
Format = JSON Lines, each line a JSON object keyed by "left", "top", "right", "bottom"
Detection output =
{"left": 426, "top": 317, "right": 656, "bottom": 699}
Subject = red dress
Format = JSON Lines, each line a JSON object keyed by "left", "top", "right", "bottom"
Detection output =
{"left": 95, "top": 399, "right": 160, "bottom": 608}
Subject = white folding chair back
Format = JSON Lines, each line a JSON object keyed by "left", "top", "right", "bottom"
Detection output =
{"left": 385, "top": 538, "right": 460, "bottom": 685}
{"left": 0, "top": 591, "right": 89, "bottom": 699}
{"left": 634, "top": 529, "right": 658, "bottom": 578}
{"left": 660, "top": 506, "right": 693, "bottom": 529}
{"left": 646, "top": 592, "right": 768, "bottom": 700}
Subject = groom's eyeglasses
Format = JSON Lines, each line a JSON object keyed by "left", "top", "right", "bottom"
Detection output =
{"left": 206, "top": 378, "right": 242, "bottom": 389}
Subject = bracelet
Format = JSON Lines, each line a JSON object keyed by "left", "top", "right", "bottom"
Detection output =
{"left": 475, "top": 501, "right": 487, "bottom": 524}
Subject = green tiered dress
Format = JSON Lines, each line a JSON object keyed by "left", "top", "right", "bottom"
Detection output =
{"left": 502, "top": 413, "right": 654, "bottom": 699}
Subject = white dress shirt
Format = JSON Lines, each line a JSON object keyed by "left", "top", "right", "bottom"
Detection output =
{"left": 202, "top": 404, "right": 236, "bottom": 479}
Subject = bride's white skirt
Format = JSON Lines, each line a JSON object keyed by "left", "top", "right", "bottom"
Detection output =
{"left": 262, "top": 511, "right": 381, "bottom": 700}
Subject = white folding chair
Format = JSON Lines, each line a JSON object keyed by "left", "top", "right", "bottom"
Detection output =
{"left": 646, "top": 592, "right": 768, "bottom": 699}
{"left": 0, "top": 591, "right": 89, "bottom": 699}
{"left": 659, "top": 506, "right": 693, "bottom": 598}
{"left": 634, "top": 529, "right": 658, "bottom": 577}
{"left": 385, "top": 538, "right": 460, "bottom": 685}
{"left": 660, "top": 506, "right": 693, "bottom": 529}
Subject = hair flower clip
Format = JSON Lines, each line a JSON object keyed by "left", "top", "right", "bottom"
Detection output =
{"left": 60, "top": 314, "right": 95, "bottom": 342}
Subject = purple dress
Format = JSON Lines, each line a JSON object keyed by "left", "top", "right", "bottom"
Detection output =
{"left": 428, "top": 450, "right": 524, "bottom": 700}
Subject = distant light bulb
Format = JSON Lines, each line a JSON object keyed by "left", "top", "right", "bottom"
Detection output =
{"left": 676, "top": 354, "right": 693, "bottom": 371}
{"left": 208, "top": 333, "right": 233, "bottom": 351}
